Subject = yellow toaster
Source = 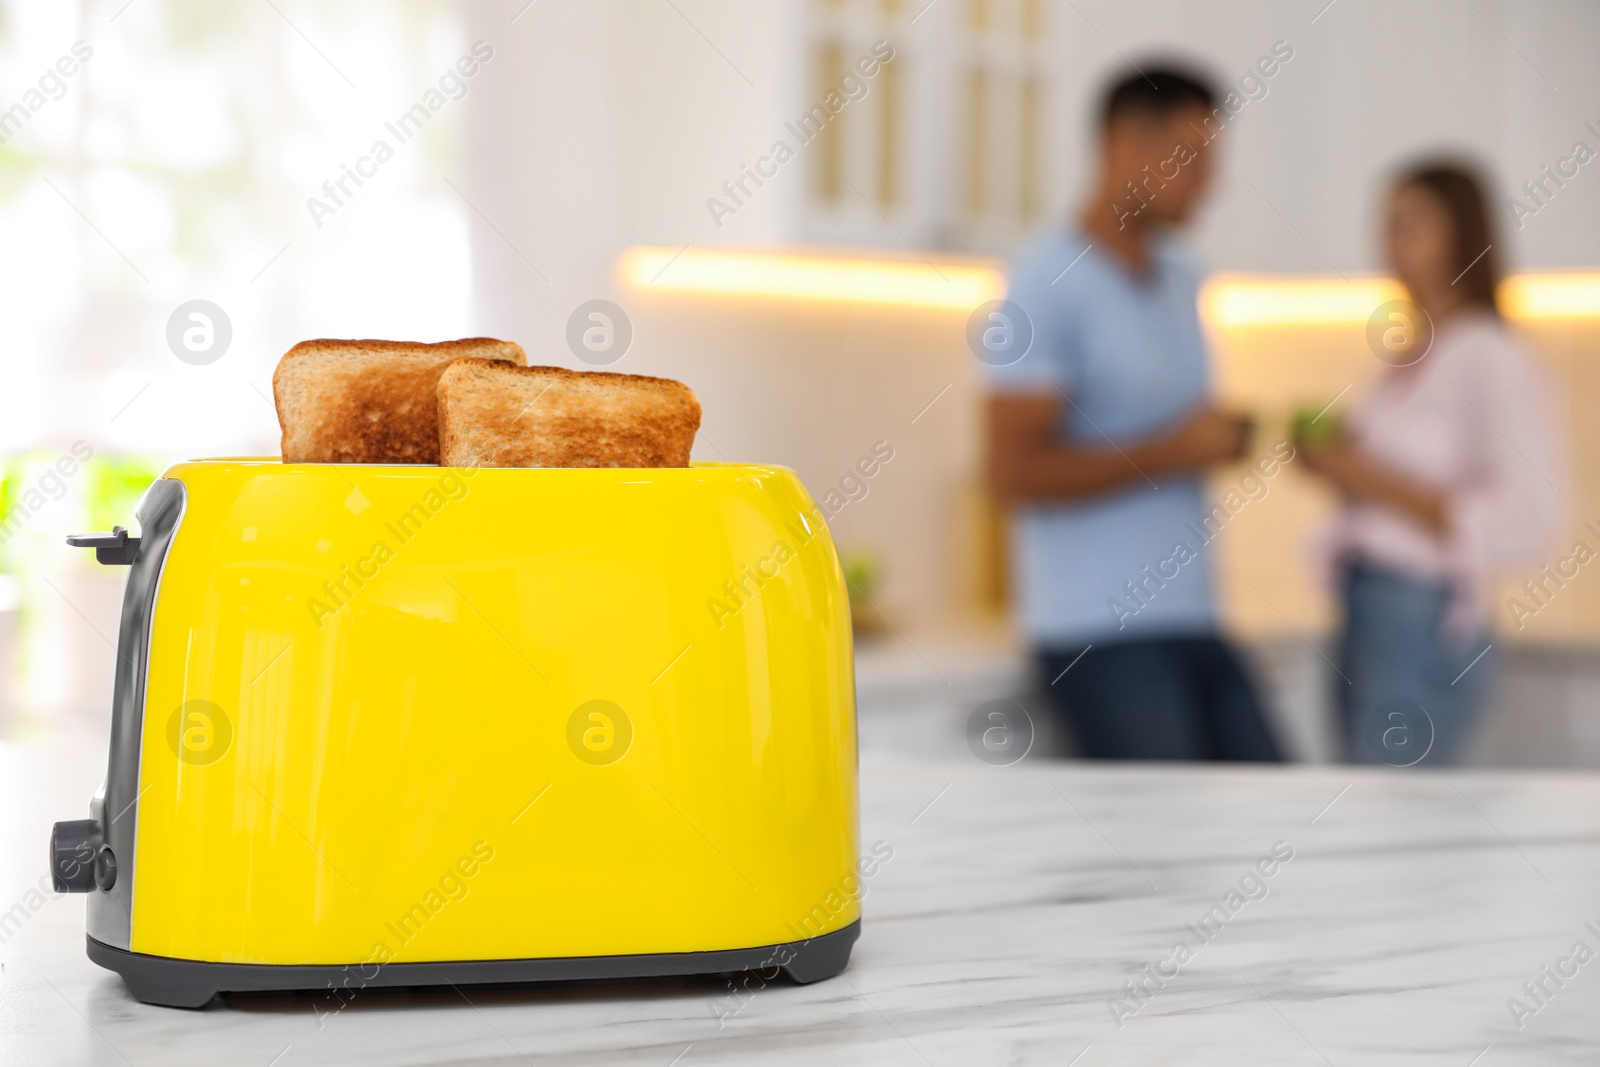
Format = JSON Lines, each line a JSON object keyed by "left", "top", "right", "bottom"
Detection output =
{"left": 50, "top": 458, "right": 860, "bottom": 1008}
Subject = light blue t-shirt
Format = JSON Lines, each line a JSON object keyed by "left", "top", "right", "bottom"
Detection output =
{"left": 985, "top": 228, "right": 1219, "bottom": 648}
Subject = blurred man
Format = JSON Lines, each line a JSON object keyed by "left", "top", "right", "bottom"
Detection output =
{"left": 983, "top": 66, "right": 1280, "bottom": 761}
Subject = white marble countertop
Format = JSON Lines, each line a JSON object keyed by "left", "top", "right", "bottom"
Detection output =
{"left": 4, "top": 739, "right": 1599, "bottom": 1065}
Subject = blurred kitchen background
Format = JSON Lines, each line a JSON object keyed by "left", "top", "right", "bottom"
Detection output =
{"left": 3, "top": 0, "right": 1599, "bottom": 765}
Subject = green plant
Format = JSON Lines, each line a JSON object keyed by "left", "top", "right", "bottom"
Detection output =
{"left": 840, "top": 550, "right": 881, "bottom": 605}
{"left": 89, "top": 456, "right": 163, "bottom": 532}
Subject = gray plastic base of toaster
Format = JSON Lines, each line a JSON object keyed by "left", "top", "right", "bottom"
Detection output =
{"left": 87, "top": 920, "right": 860, "bottom": 1009}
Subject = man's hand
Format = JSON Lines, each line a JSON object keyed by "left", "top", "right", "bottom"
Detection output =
{"left": 1156, "top": 406, "right": 1252, "bottom": 470}
{"left": 986, "top": 394, "right": 1251, "bottom": 505}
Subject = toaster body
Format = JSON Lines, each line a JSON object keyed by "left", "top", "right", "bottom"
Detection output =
{"left": 52, "top": 459, "right": 860, "bottom": 1007}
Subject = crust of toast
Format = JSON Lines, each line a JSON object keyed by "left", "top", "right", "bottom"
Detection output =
{"left": 273, "top": 338, "right": 526, "bottom": 463}
{"left": 437, "top": 360, "right": 701, "bottom": 468}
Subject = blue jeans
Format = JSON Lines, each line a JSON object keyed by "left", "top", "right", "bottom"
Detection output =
{"left": 1337, "top": 563, "right": 1495, "bottom": 766}
{"left": 1038, "top": 636, "right": 1281, "bottom": 761}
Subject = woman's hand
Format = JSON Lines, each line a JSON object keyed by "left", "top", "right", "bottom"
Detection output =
{"left": 1297, "top": 437, "right": 1362, "bottom": 492}
{"left": 1297, "top": 434, "right": 1450, "bottom": 538}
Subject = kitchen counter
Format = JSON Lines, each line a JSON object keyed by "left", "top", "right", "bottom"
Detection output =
{"left": 4, "top": 740, "right": 1599, "bottom": 1065}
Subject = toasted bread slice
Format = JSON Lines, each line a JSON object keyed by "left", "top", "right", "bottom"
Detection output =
{"left": 437, "top": 361, "right": 701, "bottom": 468}
{"left": 273, "top": 338, "right": 526, "bottom": 463}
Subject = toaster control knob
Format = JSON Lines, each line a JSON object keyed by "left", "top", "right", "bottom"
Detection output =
{"left": 49, "top": 820, "right": 99, "bottom": 893}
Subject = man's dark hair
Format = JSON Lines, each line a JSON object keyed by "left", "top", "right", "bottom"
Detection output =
{"left": 1099, "top": 66, "right": 1217, "bottom": 129}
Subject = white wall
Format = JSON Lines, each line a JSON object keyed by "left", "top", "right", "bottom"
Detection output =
{"left": 1142, "top": 0, "right": 1600, "bottom": 274}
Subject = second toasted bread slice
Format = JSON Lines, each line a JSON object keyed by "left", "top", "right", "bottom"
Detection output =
{"left": 437, "top": 361, "right": 701, "bottom": 468}
{"left": 273, "top": 338, "right": 525, "bottom": 464}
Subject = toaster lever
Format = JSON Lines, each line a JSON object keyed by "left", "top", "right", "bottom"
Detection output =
{"left": 66, "top": 526, "right": 140, "bottom": 565}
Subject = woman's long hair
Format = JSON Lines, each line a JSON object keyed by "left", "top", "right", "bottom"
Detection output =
{"left": 1396, "top": 160, "right": 1501, "bottom": 314}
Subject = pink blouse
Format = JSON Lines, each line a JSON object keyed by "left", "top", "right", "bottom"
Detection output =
{"left": 1327, "top": 309, "right": 1565, "bottom": 636}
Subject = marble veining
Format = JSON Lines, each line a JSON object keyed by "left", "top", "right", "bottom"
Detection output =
{"left": 4, "top": 739, "right": 1599, "bottom": 1065}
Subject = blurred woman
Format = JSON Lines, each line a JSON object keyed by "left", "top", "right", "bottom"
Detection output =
{"left": 1301, "top": 161, "right": 1562, "bottom": 766}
